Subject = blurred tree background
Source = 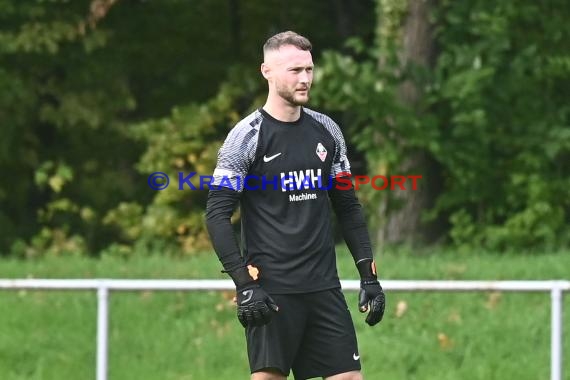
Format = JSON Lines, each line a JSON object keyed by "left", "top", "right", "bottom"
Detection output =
{"left": 0, "top": 0, "right": 568, "bottom": 258}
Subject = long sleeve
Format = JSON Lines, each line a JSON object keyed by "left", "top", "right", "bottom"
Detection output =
{"left": 205, "top": 111, "right": 261, "bottom": 272}
{"left": 205, "top": 187, "right": 245, "bottom": 272}
{"left": 328, "top": 176, "right": 374, "bottom": 265}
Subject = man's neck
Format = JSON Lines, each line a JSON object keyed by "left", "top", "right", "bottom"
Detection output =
{"left": 262, "top": 97, "right": 302, "bottom": 122}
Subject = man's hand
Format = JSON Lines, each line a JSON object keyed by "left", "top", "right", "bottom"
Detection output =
{"left": 224, "top": 264, "right": 279, "bottom": 328}
{"left": 358, "top": 279, "right": 386, "bottom": 326}
{"left": 356, "top": 258, "right": 386, "bottom": 326}
{"left": 236, "top": 284, "right": 279, "bottom": 328}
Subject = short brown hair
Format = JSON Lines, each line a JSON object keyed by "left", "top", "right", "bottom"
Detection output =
{"left": 263, "top": 31, "right": 312, "bottom": 55}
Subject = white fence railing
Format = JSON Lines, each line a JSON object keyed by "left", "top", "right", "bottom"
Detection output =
{"left": 0, "top": 279, "right": 568, "bottom": 380}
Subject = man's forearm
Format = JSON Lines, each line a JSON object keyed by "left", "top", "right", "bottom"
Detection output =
{"left": 205, "top": 187, "right": 246, "bottom": 273}
{"left": 329, "top": 178, "right": 374, "bottom": 264}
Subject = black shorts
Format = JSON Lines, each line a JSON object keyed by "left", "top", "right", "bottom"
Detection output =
{"left": 245, "top": 288, "right": 361, "bottom": 379}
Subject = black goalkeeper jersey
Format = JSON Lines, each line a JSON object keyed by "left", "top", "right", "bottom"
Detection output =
{"left": 211, "top": 107, "right": 351, "bottom": 294}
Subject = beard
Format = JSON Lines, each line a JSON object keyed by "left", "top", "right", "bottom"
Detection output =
{"left": 276, "top": 84, "right": 310, "bottom": 106}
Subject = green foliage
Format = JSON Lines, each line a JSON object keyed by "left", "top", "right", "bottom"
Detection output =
{"left": 0, "top": 0, "right": 376, "bottom": 257}
{"left": 102, "top": 66, "right": 263, "bottom": 255}
{"left": 1, "top": 0, "right": 567, "bottom": 256}
{"left": 428, "top": 0, "right": 570, "bottom": 250}
{"left": 0, "top": 0, "right": 126, "bottom": 255}
{"left": 312, "top": 0, "right": 570, "bottom": 251}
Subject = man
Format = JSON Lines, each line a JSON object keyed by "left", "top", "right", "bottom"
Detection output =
{"left": 205, "top": 31, "right": 385, "bottom": 380}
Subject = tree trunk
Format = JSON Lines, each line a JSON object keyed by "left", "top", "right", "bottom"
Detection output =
{"left": 376, "top": 0, "right": 442, "bottom": 247}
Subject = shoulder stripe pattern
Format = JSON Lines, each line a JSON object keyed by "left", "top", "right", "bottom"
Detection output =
{"left": 211, "top": 110, "right": 263, "bottom": 192}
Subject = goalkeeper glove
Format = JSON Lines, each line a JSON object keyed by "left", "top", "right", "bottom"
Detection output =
{"left": 356, "top": 258, "right": 386, "bottom": 326}
{"left": 226, "top": 265, "right": 279, "bottom": 328}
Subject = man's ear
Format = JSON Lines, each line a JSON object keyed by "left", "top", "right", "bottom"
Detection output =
{"left": 261, "top": 62, "right": 271, "bottom": 80}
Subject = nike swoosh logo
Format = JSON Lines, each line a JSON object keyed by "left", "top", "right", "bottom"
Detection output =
{"left": 241, "top": 290, "right": 253, "bottom": 304}
{"left": 263, "top": 153, "right": 282, "bottom": 162}
{"left": 353, "top": 353, "right": 360, "bottom": 360}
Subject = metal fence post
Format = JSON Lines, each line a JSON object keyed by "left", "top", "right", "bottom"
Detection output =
{"left": 97, "top": 283, "right": 109, "bottom": 380}
{"left": 551, "top": 283, "right": 563, "bottom": 380}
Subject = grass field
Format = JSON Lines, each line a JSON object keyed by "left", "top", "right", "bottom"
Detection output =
{"left": 0, "top": 248, "right": 569, "bottom": 380}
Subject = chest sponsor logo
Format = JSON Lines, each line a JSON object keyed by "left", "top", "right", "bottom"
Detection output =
{"left": 316, "top": 142, "right": 327, "bottom": 162}
{"left": 280, "top": 168, "right": 325, "bottom": 192}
